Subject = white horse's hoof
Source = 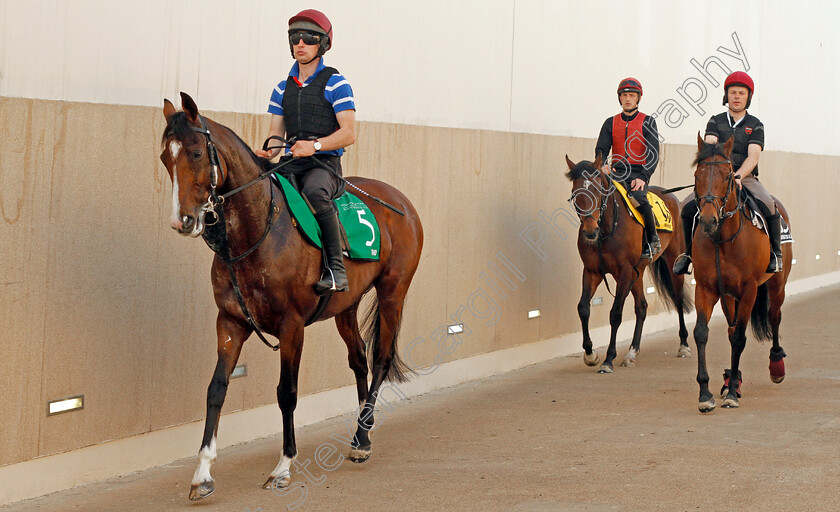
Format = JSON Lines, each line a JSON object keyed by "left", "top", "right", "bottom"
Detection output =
{"left": 349, "top": 447, "right": 371, "bottom": 463}
{"left": 597, "top": 364, "right": 614, "bottom": 374}
{"left": 698, "top": 398, "right": 716, "bottom": 413}
{"left": 263, "top": 470, "right": 291, "bottom": 490}
{"left": 677, "top": 345, "right": 692, "bottom": 358}
{"left": 189, "top": 480, "right": 215, "bottom": 501}
{"left": 583, "top": 352, "right": 601, "bottom": 367}
{"left": 722, "top": 396, "right": 739, "bottom": 408}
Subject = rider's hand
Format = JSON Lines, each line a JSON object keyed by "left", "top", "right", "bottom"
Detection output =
{"left": 601, "top": 164, "right": 612, "bottom": 175}
{"left": 734, "top": 174, "right": 743, "bottom": 189}
{"left": 290, "top": 140, "right": 316, "bottom": 158}
{"left": 630, "top": 178, "right": 645, "bottom": 191}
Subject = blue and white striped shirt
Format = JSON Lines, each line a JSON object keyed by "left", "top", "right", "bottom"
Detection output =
{"left": 267, "top": 58, "right": 355, "bottom": 156}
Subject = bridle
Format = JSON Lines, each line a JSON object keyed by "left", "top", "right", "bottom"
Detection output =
{"left": 568, "top": 174, "right": 618, "bottom": 240}
{"left": 694, "top": 158, "right": 740, "bottom": 231}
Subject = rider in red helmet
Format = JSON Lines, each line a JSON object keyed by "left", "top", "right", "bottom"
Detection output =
{"left": 595, "top": 77, "right": 662, "bottom": 260}
{"left": 256, "top": 9, "right": 356, "bottom": 294}
{"left": 674, "top": 71, "right": 782, "bottom": 275}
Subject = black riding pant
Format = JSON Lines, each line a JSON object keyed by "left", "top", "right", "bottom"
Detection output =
{"left": 620, "top": 178, "right": 656, "bottom": 241}
{"left": 282, "top": 156, "right": 344, "bottom": 219}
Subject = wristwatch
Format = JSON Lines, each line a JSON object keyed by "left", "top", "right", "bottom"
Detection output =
{"left": 313, "top": 140, "right": 322, "bottom": 151}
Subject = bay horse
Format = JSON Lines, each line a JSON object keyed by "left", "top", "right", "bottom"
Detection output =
{"left": 565, "top": 155, "right": 692, "bottom": 373}
{"left": 159, "top": 93, "right": 423, "bottom": 500}
{"left": 690, "top": 134, "right": 791, "bottom": 412}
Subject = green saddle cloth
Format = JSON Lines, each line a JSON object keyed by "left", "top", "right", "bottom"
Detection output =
{"left": 274, "top": 174, "right": 381, "bottom": 261}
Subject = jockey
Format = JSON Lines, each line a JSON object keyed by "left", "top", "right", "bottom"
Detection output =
{"left": 673, "top": 71, "right": 782, "bottom": 275}
{"left": 256, "top": 9, "right": 356, "bottom": 294}
{"left": 595, "top": 77, "right": 662, "bottom": 260}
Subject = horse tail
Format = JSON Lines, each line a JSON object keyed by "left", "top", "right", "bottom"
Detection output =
{"left": 650, "top": 257, "right": 694, "bottom": 313}
{"left": 750, "top": 283, "right": 773, "bottom": 342}
{"left": 361, "top": 294, "right": 414, "bottom": 383}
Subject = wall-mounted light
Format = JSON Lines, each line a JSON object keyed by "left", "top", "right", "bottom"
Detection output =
{"left": 815, "top": 254, "right": 821, "bottom": 261}
{"left": 792, "top": 259, "right": 797, "bottom": 265}
{"left": 48, "top": 396, "right": 84, "bottom": 416}
{"left": 232, "top": 365, "right": 247, "bottom": 379}
{"left": 646, "top": 286, "right": 655, "bottom": 294}
{"left": 592, "top": 297, "right": 603, "bottom": 306}
{"left": 447, "top": 324, "right": 464, "bottom": 334}
{"left": 527, "top": 309, "right": 540, "bottom": 319}
{"left": 691, "top": 279, "right": 696, "bottom": 285}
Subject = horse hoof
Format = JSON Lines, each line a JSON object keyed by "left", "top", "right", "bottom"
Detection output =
{"left": 189, "top": 481, "right": 215, "bottom": 501}
{"left": 771, "top": 375, "right": 785, "bottom": 384}
{"left": 698, "top": 398, "right": 716, "bottom": 413}
{"left": 677, "top": 345, "right": 692, "bottom": 358}
{"left": 720, "top": 387, "right": 729, "bottom": 399}
{"left": 263, "top": 471, "right": 290, "bottom": 490}
{"left": 722, "top": 396, "right": 739, "bottom": 408}
{"left": 583, "top": 352, "right": 601, "bottom": 367}
{"left": 597, "top": 364, "right": 614, "bottom": 374}
{"left": 349, "top": 446, "right": 371, "bottom": 463}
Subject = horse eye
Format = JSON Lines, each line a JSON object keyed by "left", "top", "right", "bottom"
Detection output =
{"left": 191, "top": 149, "right": 203, "bottom": 160}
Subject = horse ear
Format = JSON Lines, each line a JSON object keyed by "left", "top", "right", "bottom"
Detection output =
{"left": 593, "top": 153, "right": 603, "bottom": 170}
{"left": 163, "top": 99, "right": 176, "bottom": 119}
{"left": 180, "top": 92, "right": 199, "bottom": 122}
{"left": 565, "top": 154, "right": 576, "bottom": 170}
{"left": 697, "top": 132, "right": 705, "bottom": 151}
{"left": 723, "top": 135, "right": 735, "bottom": 156}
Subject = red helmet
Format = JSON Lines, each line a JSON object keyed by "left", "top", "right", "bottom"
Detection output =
{"left": 723, "top": 71, "right": 754, "bottom": 108}
{"left": 288, "top": 9, "right": 332, "bottom": 55}
{"left": 617, "top": 77, "right": 643, "bottom": 97}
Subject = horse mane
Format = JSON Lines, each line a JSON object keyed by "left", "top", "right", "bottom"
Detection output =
{"left": 565, "top": 160, "right": 598, "bottom": 181}
{"left": 693, "top": 141, "right": 729, "bottom": 166}
{"left": 162, "top": 111, "right": 272, "bottom": 170}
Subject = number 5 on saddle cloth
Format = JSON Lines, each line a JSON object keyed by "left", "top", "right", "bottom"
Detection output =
{"left": 272, "top": 173, "right": 381, "bottom": 260}
{"left": 612, "top": 181, "right": 674, "bottom": 232}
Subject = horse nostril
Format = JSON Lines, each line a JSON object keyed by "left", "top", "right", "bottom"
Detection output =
{"left": 182, "top": 215, "right": 195, "bottom": 231}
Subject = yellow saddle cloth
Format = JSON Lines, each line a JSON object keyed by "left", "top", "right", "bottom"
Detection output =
{"left": 613, "top": 181, "right": 674, "bottom": 232}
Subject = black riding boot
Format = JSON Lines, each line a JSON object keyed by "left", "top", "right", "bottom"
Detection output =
{"left": 314, "top": 212, "right": 349, "bottom": 294}
{"left": 639, "top": 204, "right": 660, "bottom": 260}
{"left": 673, "top": 205, "right": 696, "bottom": 275}
{"left": 766, "top": 213, "right": 783, "bottom": 273}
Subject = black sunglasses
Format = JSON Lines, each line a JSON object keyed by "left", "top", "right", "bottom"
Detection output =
{"left": 288, "top": 31, "right": 322, "bottom": 46}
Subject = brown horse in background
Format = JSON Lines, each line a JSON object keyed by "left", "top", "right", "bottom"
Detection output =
{"left": 160, "top": 93, "right": 423, "bottom": 500}
{"left": 565, "top": 155, "right": 692, "bottom": 373}
{"left": 690, "top": 135, "right": 791, "bottom": 413}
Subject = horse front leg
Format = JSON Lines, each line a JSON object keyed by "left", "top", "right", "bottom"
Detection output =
{"left": 621, "top": 275, "right": 648, "bottom": 367}
{"left": 600, "top": 271, "right": 633, "bottom": 374}
{"left": 263, "top": 320, "right": 305, "bottom": 490}
{"left": 722, "top": 287, "right": 755, "bottom": 408}
{"left": 189, "top": 314, "right": 248, "bottom": 501}
{"left": 694, "top": 286, "right": 718, "bottom": 413}
{"left": 578, "top": 269, "right": 604, "bottom": 367}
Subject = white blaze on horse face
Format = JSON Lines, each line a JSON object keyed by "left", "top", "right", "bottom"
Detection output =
{"left": 192, "top": 436, "right": 217, "bottom": 485}
{"left": 169, "top": 141, "right": 183, "bottom": 230}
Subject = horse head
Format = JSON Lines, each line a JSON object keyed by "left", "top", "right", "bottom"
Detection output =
{"left": 565, "top": 154, "right": 610, "bottom": 242}
{"left": 160, "top": 93, "right": 229, "bottom": 237}
{"left": 693, "top": 134, "right": 736, "bottom": 236}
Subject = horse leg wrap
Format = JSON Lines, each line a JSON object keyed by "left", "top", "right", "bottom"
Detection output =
{"left": 722, "top": 369, "right": 743, "bottom": 398}
{"left": 769, "top": 347, "right": 787, "bottom": 383}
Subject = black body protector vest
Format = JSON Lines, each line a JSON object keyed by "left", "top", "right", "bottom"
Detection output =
{"left": 710, "top": 113, "right": 763, "bottom": 176}
{"left": 282, "top": 66, "right": 340, "bottom": 141}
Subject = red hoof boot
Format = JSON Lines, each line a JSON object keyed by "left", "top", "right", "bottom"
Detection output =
{"left": 721, "top": 369, "right": 742, "bottom": 398}
{"left": 769, "top": 347, "right": 786, "bottom": 383}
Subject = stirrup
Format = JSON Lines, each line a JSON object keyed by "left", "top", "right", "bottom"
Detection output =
{"left": 641, "top": 242, "right": 653, "bottom": 261}
{"left": 673, "top": 254, "right": 692, "bottom": 275}
{"left": 766, "top": 252, "right": 783, "bottom": 273}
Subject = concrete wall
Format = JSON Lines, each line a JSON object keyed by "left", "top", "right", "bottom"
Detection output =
{"left": 1, "top": 0, "right": 839, "bottom": 497}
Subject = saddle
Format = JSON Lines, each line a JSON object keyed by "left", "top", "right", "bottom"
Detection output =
{"left": 738, "top": 188, "right": 794, "bottom": 244}
{"left": 271, "top": 173, "right": 382, "bottom": 260}
{"left": 612, "top": 181, "right": 674, "bottom": 232}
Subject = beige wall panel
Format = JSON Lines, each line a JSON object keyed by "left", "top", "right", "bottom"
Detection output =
{"left": 0, "top": 98, "right": 57, "bottom": 465}
{"left": 37, "top": 102, "right": 162, "bottom": 456}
